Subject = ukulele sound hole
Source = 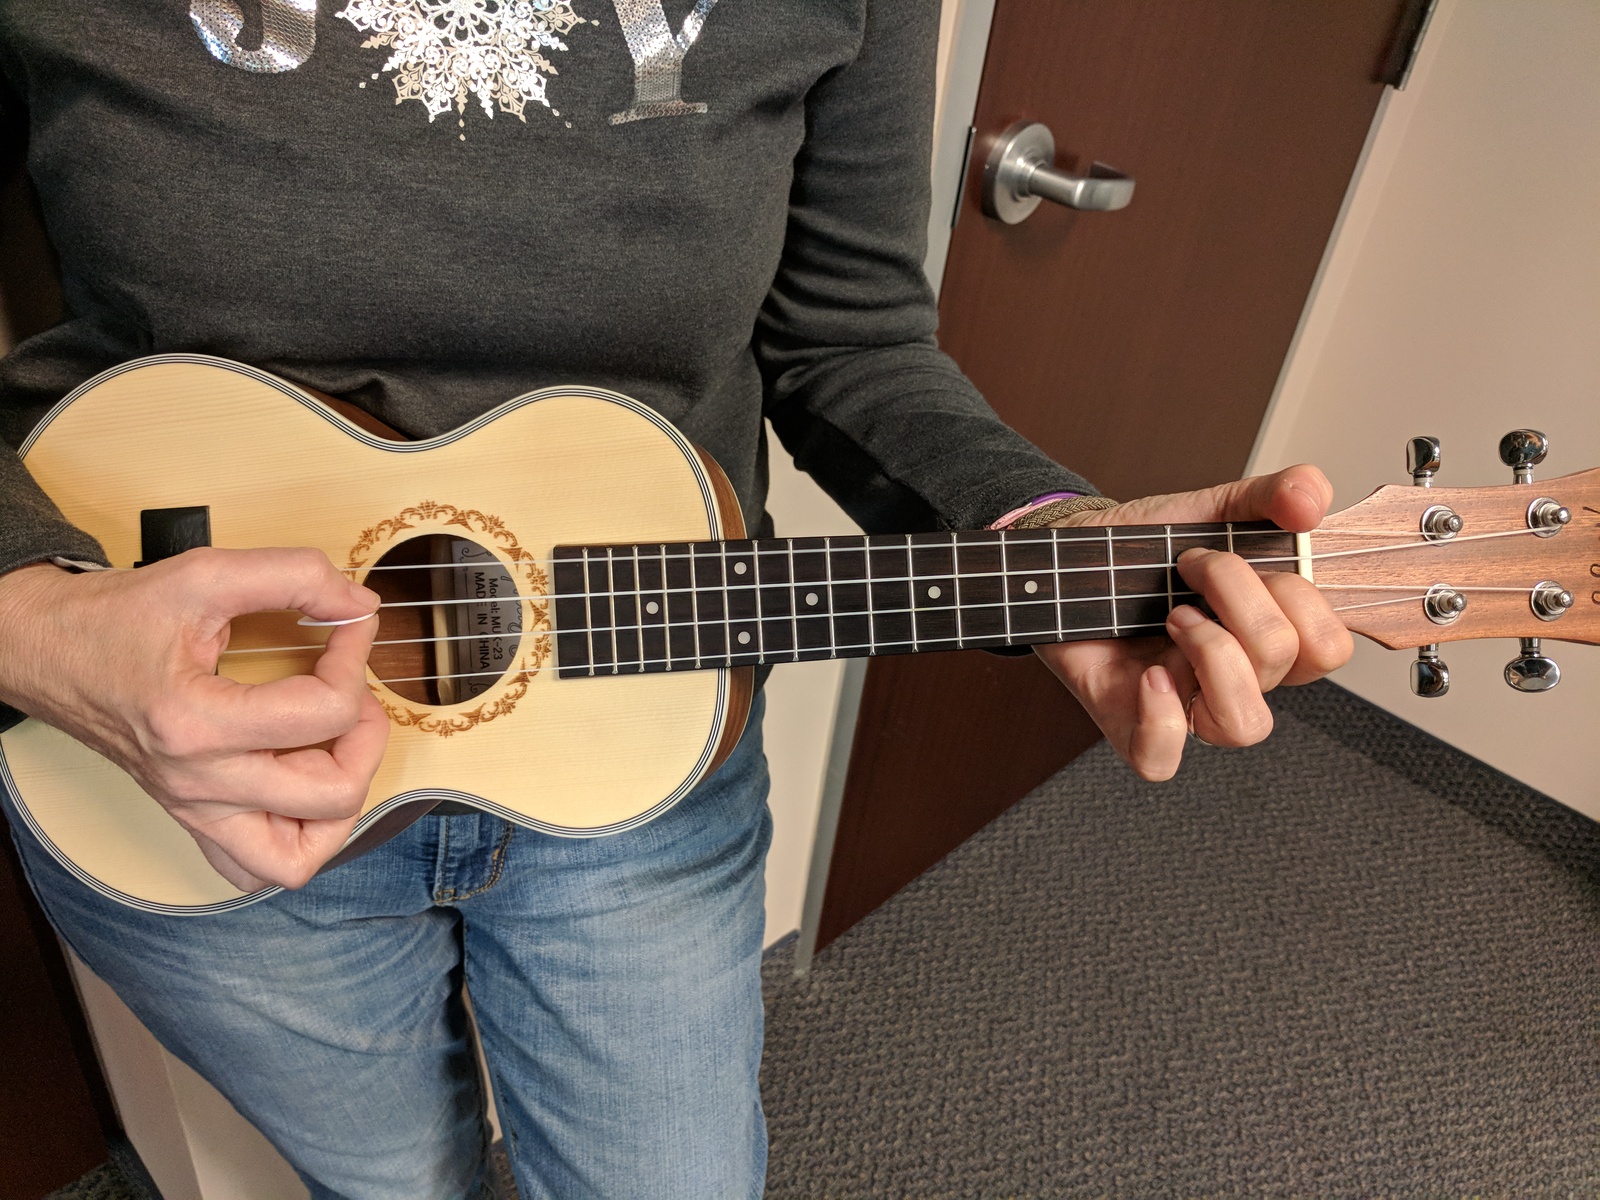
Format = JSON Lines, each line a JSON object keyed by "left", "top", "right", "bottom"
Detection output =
{"left": 365, "top": 534, "right": 523, "bottom": 706}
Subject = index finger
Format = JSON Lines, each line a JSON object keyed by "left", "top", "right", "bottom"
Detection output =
{"left": 182, "top": 546, "right": 380, "bottom": 625}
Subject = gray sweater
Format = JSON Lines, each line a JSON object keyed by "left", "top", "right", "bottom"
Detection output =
{"left": 0, "top": 0, "right": 1092, "bottom": 582}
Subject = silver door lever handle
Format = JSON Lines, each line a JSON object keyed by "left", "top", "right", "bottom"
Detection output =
{"left": 982, "top": 121, "right": 1134, "bottom": 225}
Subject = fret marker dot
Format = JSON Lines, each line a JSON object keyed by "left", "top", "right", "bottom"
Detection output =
{"left": 737, "top": 630, "right": 751, "bottom": 645}
{"left": 806, "top": 592, "right": 819, "bottom": 606}
{"left": 733, "top": 562, "right": 747, "bottom": 575}
{"left": 927, "top": 585, "right": 941, "bottom": 599}
{"left": 645, "top": 601, "right": 659, "bottom": 614}
{"left": 1024, "top": 580, "right": 1039, "bottom": 594}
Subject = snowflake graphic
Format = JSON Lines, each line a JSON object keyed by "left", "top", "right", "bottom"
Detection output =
{"left": 336, "top": 0, "right": 589, "bottom": 123}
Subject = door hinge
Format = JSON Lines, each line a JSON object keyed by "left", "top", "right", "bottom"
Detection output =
{"left": 1379, "top": 0, "right": 1438, "bottom": 90}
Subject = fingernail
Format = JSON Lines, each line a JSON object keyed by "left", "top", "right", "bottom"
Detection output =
{"left": 1146, "top": 665, "right": 1175, "bottom": 693}
{"left": 350, "top": 583, "right": 381, "bottom": 609}
{"left": 1168, "top": 605, "right": 1206, "bottom": 630}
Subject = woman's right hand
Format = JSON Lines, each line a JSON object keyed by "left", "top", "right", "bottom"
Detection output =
{"left": 0, "top": 549, "right": 388, "bottom": 892}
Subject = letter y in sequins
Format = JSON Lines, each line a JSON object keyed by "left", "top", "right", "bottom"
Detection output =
{"left": 609, "top": 0, "right": 719, "bottom": 124}
{"left": 192, "top": 0, "right": 317, "bottom": 72}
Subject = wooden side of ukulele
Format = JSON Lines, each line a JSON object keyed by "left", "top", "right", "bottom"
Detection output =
{"left": 0, "top": 356, "right": 751, "bottom": 913}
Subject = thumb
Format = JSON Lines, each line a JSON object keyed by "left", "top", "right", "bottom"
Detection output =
{"left": 1076, "top": 465, "right": 1333, "bottom": 531}
{"left": 1214, "top": 464, "right": 1333, "bottom": 531}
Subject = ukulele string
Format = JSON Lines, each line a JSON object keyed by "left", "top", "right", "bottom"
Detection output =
{"left": 222, "top": 586, "right": 1213, "bottom": 657}
{"left": 219, "top": 580, "right": 1543, "bottom": 660}
{"left": 333, "top": 523, "right": 1526, "bottom": 577}
{"left": 217, "top": 523, "right": 1555, "bottom": 659}
{"left": 333, "top": 523, "right": 1547, "bottom": 606}
{"left": 1325, "top": 584, "right": 1537, "bottom": 614}
{"left": 334, "top": 525, "right": 1300, "bottom": 575}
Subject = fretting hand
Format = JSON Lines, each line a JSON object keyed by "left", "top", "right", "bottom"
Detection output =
{"left": 1033, "top": 464, "right": 1353, "bottom": 781}
{"left": 0, "top": 549, "right": 387, "bottom": 892}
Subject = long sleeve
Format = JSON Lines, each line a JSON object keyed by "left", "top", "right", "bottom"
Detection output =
{"left": 756, "top": 0, "right": 1097, "bottom": 534}
{"left": 0, "top": 87, "right": 109, "bottom": 578}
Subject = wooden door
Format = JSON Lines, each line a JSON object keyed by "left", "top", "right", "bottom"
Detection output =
{"left": 815, "top": 0, "right": 1415, "bottom": 950}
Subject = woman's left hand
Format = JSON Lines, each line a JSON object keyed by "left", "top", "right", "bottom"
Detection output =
{"left": 1033, "top": 464, "right": 1354, "bottom": 781}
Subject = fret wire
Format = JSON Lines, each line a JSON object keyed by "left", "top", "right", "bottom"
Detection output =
{"left": 1000, "top": 536, "right": 1013, "bottom": 643}
{"left": 582, "top": 547, "right": 596, "bottom": 678}
{"left": 952, "top": 531, "right": 965, "bottom": 649}
{"left": 1164, "top": 525, "right": 1174, "bottom": 617}
{"left": 690, "top": 545, "right": 703, "bottom": 669}
{"left": 720, "top": 542, "right": 732, "bottom": 663}
{"left": 787, "top": 541, "right": 800, "bottom": 664}
{"left": 752, "top": 542, "right": 766, "bottom": 662}
{"left": 1050, "top": 528, "right": 1064, "bottom": 638}
{"left": 605, "top": 547, "right": 619, "bottom": 671}
{"left": 865, "top": 543, "right": 876, "bottom": 655}
{"left": 906, "top": 533, "right": 919, "bottom": 652}
{"left": 659, "top": 545, "right": 673, "bottom": 672}
{"left": 824, "top": 535, "right": 837, "bottom": 655}
{"left": 1226, "top": 523, "right": 1235, "bottom": 554}
{"left": 632, "top": 545, "right": 645, "bottom": 674}
{"left": 1106, "top": 527, "right": 1118, "bottom": 636}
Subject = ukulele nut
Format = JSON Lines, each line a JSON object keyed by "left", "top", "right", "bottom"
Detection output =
{"left": 1526, "top": 497, "right": 1570, "bottom": 537}
{"left": 1419, "top": 504, "right": 1462, "bottom": 541}
{"left": 1424, "top": 583, "right": 1467, "bottom": 626}
{"left": 1530, "top": 580, "right": 1574, "bottom": 622}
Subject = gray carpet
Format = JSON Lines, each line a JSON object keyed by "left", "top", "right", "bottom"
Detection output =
{"left": 760, "top": 681, "right": 1600, "bottom": 1196}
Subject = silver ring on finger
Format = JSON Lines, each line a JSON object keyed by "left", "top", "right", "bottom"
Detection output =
{"left": 1185, "top": 695, "right": 1216, "bottom": 748}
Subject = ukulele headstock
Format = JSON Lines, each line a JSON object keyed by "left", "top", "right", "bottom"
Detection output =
{"left": 1311, "top": 439, "right": 1600, "bottom": 695}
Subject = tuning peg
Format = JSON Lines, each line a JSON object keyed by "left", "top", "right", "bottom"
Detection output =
{"left": 1499, "top": 429, "right": 1548, "bottom": 484}
{"left": 1531, "top": 581, "right": 1574, "bottom": 621}
{"left": 1410, "top": 645, "right": 1449, "bottom": 697}
{"left": 1504, "top": 637, "right": 1560, "bottom": 692}
{"left": 1407, "top": 436, "right": 1442, "bottom": 487}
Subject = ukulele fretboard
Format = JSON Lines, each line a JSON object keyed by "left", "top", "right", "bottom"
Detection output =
{"left": 550, "top": 523, "right": 1299, "bottom": 678}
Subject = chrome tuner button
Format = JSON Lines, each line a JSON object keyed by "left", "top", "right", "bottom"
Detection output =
{"left": 1419, "top": 504, "right": 1462, "bottom": 541}
{"left": 1526, "top": 497, "right": 1571, "bottom": 537}
{"left": 1411, "top": 646, "right": 1449, "bottom": 698}
{"left": 1505, "top": 637, "right": 1560, "bottom": 692}
{"left": 1530, "top": 581, "right": 1574, "bottom": 621}
{"left": 1499, "top": 429, "right": 1548, "bottom": 484}
{"left": 1424, "top": 583, "right": 1467, "bottom": 625}
{"left": 1407, "top": 436, "right": 1442, "bottom": 487}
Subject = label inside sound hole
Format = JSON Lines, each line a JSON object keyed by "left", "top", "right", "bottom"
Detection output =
{"left": 431, "top": 539, "right": 523, "bottom": 704}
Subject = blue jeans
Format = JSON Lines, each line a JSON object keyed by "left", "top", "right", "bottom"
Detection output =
{"left": 6, "top": 704, "right": 771, "bottom": 1199}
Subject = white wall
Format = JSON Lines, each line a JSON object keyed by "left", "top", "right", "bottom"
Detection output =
{"left": 762, "top": 0, "right": 982, "bottom": 949}
{"left": 759, "top": 457, "right": 857, "bottom": 946}
{"left": 1252, "top": 0, "right": 1600, "bottom": 817}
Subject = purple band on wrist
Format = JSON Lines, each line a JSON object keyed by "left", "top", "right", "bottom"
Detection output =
{"left": 988, "top": 491, "right": 1083, "bottom": 530}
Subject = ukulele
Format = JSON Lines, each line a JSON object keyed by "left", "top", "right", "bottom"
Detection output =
{"left": 3, "top": 356, "right": 1596, "bottom": 914}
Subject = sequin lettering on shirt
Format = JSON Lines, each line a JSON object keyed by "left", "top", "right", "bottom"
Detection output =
{"left": 192, "top": 0, "right": 318, "bottom": 73}
{"left": 337, "top": 0, "right": 588, "bottom": 122}
{"left": 608, "top": 0, "right": 718, "bottom": 124}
